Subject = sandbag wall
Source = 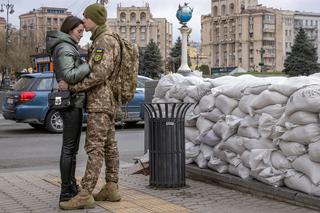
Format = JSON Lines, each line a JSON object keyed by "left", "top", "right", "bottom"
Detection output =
{"left": 152, "top": 73, "right": 320, "bottom": 197}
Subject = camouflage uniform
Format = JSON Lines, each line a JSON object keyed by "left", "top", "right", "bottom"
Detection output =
{"left": 69, "top": 30, "right": 121, "bottom": 193}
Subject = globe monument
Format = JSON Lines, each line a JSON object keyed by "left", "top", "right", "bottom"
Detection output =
{"left": 176, "top": 3, "right": 193, "bottom": 75}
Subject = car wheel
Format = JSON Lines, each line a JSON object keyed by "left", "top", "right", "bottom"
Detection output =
{"left": 45, "top": 110, "right": 63, "bottom": 133}
{"left": 29, "top": 123, "right": 45, "bottom": 129}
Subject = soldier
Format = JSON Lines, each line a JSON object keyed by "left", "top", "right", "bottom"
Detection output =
{"left": 59, "top": 3, "right": 121, "bottom": 210}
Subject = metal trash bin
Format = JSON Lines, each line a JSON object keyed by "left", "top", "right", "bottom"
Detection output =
{"left": 144, "top": 102, "right": 192, "bottom": 188}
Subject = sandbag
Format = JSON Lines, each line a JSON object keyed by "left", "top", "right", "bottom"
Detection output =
{"left": 250, "top": 168, "right": 284, "bottom": 187}
{"left": 196, "top": 116, "right": 214, "bottom": 135}
{"left": 243, "top": 84, "right": 270, "bottom": 95}
{"left": 269, "top": 76, "right": 320, "bottom": 96}
{"left": 185, "top": 127, "right": 200, "bottom": 144}
{"left": 285, "top": 85, "right": 320, "bottom": 116}
{"left": 243, "top": 138, "right": 276, "bottom": 151}
{"left": 197, "top": 129, "right": 220, "bottom": 147}
{"left": 279, "top": 140, "right": 307, "bottom": 157}
{"left": 208, "top": 155, "right": 228, "bottom": 173}
{"left": 212, "top": 116, "right": 241, "bottom": 141}
{"left": 231, "top": 107, "right": 247, "bottom": 118}
{"left": 219, "top": 136, "right": 246, "bottom": 155}
{"left": 194, "top": 152, "right": 208, "bottom": 169}
{"left": 200, "top": 108, "right": 224, "bottom": 123}
{"left": 228, "top": 163, "right": 250, "bottom": 179}
{"left": 215, "top": 94, "right": 238, "bottom": 115}
{"left": 200, "top": 143, "right": 214, "bottom": 160}
{"left": 254, "top": 104, "right": 285, "bottom": 119}
{"left": 284, "top": 170, "right": 320, "bottom": 196}
{"left": 258, "top": 113, "right": 277, "bottom": 139}
{"left": 241, "top": 151, "right": 251, "bottom": 168}
{"left": 309, "top": 142, "right": 320, "bottom": 163}
{"left": 292, "top": 154, "right": 320, "bottom": 185}
{"left": 270, "top": 151, "right": 292, "bottom": 170}
{"left": 241, "top": 115, "right": 260, "bottom": 128}
{"left": 166, "top": 84, "right": 187, "bottom": 101}
{"left": 154, "top": 73, "right": 184, "bottom": 98}
{"left": 280, "top": 124, "right": 320, "bottom": 144}
{"left": 238, "top": 126, "right": 260, "bottom": 139}
{"left": 184, "top": 104, "right": 199, "bottom": 127}
{"left": 185, "top": 142, "right": 200, "bottom": 158}
{"left": 238, "top": 94, "right": 257, "bottom": 115}
{"left": 250, "top": 90, "right": 288, "bottom": 110}
{"left": 187, "top": 82, "right": 212, "bottom": 101}
{"left": 287, "top": 111, "right": 319, "bottom": 125}
{"left": 183, "top": 96, "right": 197, "bottom": 103}
{"left": 199, "top": 94, "right": 215, "bottom": 112}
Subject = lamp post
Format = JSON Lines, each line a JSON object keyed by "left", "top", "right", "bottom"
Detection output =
{"left": 0, "top": 0, "right": 14, "bottom": 83}
{"left": 256, "top": 47, "right": 265, "bottom": 72}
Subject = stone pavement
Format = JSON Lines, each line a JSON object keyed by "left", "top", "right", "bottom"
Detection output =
{"left": 0, "top": 164, "right": 318, "bottom": 213}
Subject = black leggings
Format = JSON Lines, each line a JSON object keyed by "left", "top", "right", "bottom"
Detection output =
{"left": 60, "top": 107, "right": 83, "bottom": 191}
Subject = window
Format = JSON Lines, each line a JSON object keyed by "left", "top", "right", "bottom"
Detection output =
{"left": 141, "top": 26, "right": 146, "bottom": 33}
{"left": 37, "top": 78, "right": 56, "bottom": 91}
{"left": 213, "top": 6, "right": 218, "bottom": 16}
{"left": 130, "top": 12, "right": 136, "bottom": 23}
{"left": 120, "top": 12, "right": 126, "bottom": 22}
{"left": 47, "top": 18, "right": 52, "bottom": 25}
{"left": 285, "top": 30, "right": 288, "bottom": 36}
{"left": 121, "top": 27, "right": 126, "bottom": 33}
{"left": 140, "top": 12, "right": 146, "bottom": 23}
{"left": 221, "top": 5, "right": 226, "bottom": 16}
{"left": 53, "top": 18, "right": 58, "bottom": 25}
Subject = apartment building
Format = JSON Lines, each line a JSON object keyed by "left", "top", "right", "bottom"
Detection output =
{"left": 202, "top": 0, "right": 320, "bottom": 73}
{"left": 291, "top": 12, "right": 320, "bottom": 60}
{"left": 107, "top": 3, "right": 173, "bottom": 62}
{"left": 0, "top": 17, "right": 5, "bottom": 31}
{"left": 19, "top": 7, "right": 71, "bottom": 53}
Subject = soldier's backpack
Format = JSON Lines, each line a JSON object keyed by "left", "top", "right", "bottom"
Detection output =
{"left": 107, "top": 32, "right": 139, "bottom": 105}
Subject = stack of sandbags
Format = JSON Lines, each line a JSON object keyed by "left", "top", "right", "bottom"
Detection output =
{"left": 152, "top": 73, "right": 320, "bottom": 196}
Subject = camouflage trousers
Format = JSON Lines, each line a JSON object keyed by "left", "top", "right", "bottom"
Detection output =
{"left": 80, "top": 112, "right": 119, "bottom": 193}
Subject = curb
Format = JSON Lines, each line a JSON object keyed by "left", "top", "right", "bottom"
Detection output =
{"left": 186, "top": 164, "right": 320, "bottom": 211}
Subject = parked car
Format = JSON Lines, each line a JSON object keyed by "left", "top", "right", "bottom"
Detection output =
{"left": 1, "top": 72, "right": 152, "bottom": 133}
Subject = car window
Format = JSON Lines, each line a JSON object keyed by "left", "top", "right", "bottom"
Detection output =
{"left": 12, "top": 77, "right": 35, "bottom": 91}
{"left": 36, "top": 78, "right": 58, "bottom": 91}
{"left": 137, "top": 77, "right": 150, "bottom": 88}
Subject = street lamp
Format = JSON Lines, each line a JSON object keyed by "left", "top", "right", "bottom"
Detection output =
{"left": 0, "top": 0, "right": 14, "bottom": 84}
{"left": 256, "top": 47, "right": 265, "bottom": 72}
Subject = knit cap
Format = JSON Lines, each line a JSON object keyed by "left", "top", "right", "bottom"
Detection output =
{"left": 83, "top": 3, "right": 107, "bottom": 25}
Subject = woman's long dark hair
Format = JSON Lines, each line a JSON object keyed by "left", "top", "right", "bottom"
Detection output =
{"left": 60, "top": 16, "right": 84, "bottom": 34}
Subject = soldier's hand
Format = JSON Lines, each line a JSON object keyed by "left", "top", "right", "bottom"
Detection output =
{"left": 58, "top": 80, "right": 69, "bottom": 91}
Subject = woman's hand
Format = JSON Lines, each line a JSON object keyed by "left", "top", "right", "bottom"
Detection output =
{"left": 58, "top": 80, "right": 69, "bottom": 91}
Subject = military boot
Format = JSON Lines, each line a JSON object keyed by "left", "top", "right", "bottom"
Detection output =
{"left": 93, "top": 182, "right": 121, "bottom": 202}
{"left": 59, "top": 189, "right": 95, "bottom": 210}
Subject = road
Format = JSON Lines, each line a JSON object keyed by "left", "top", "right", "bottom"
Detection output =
{"left": 0, "top": 117, "right": 145, "bottom": 172}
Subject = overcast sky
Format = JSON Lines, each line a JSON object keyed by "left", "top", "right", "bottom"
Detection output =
{"left": 2, "top": 0, "right": 320, "bottom": 45}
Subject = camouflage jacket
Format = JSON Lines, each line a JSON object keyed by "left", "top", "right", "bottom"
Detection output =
{"left": 69, "top": 31, "right": 121, "bottom": 114}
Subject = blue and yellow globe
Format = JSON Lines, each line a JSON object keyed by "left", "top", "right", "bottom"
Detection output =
{"left": 176, "top": 3, "right": 193, "bottom": 24}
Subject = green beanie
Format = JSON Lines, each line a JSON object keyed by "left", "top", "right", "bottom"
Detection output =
{"left": 83, "top": 3, "right": 107, "bottom": 25}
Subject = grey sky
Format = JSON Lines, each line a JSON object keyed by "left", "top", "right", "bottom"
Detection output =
{"left": 2, "top": 0, "right": 320, "bottom": 45}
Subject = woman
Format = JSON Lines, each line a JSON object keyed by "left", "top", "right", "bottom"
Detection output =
{"left": 46, "top": 16, "right": 90, "bottom": 203}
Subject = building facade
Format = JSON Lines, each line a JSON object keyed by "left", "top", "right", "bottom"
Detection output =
{"left": 19, "top": 7, "right": 71, "bottom": 53}
{"left": 107, "top": 3, "right": 173, "bottom": 63}
{"left": 0, "top": 17, "right": 5, "bottom": 31}
{"left": 202, "top": 0, "right": 320, "bottom": 73}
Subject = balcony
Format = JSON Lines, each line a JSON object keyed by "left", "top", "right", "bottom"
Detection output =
{"left": 263, "top": 28, "right": 275, "bottom": 32}
{"left": 263, "top": 36, "right": 275, "bottom": 41}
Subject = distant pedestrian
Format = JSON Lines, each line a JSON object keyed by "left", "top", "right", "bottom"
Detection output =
{"left": 46, "top": 15, "right": 91, "bottom": 204}
{"left": 58, "top": 3, "right": 122, "bottom": 210}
